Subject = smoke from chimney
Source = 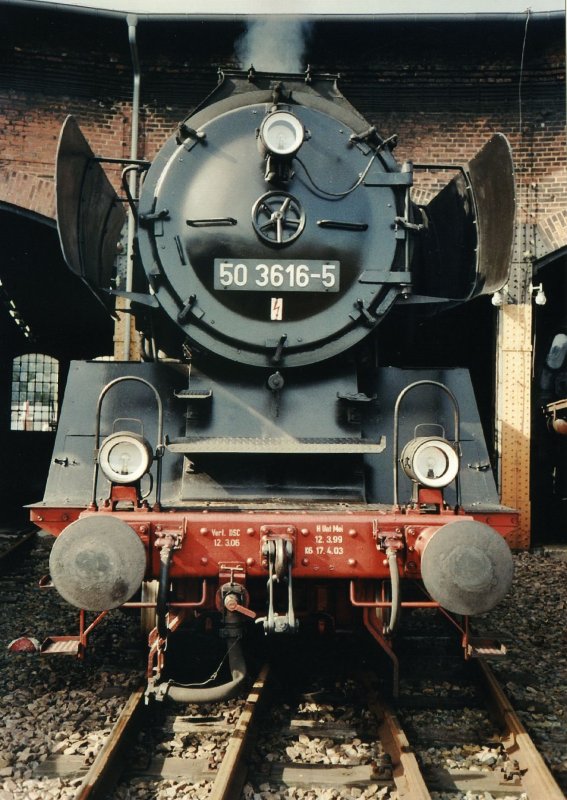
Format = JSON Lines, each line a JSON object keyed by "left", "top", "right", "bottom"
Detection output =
{"left": 235, "top": 19, "right": 313, "bottom": 74}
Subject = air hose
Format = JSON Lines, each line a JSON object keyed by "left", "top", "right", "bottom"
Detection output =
{"left": 383, "top": 547, "right": 401, "bottom": 636}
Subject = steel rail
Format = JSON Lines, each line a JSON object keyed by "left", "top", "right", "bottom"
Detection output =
{"left": 477, "top": 658, "right": 565, "bottom": 800}
{"left": 209, "top": 663, "right": 271, "bottom": 800}
{"left": 0, "top": 527, "right": 37, "bottom": 571}
{"left": 363, "top": 660, "right": 565, "bottom": 799}
{"left": 360, "top": 672, "right": 432, "bottom": 800}
{"left": 73, "top": 667, "right": 270, "bottom": 800}
{"left": 73, "top": 687, "right": 146, "bottom": 800}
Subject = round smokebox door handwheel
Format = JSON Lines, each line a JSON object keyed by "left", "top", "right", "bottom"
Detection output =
{"left": 252, "top": 191, "right": 305, "bottom": 246}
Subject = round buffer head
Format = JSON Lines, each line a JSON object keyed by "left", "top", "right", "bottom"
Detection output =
{"left": 419, "top": 519, "right": 513, "bottom": 616}
{"left": 49, "top": 516, "right": 147, "bottom": 611}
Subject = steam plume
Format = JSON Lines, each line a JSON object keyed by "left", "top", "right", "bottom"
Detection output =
{"left": 235, "top": 19, "right": 313, "bottom": 74}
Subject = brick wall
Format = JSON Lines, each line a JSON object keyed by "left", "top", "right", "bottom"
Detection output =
{"left": 1, "top": 13, "right": 564, "bottom": 258}
{"left": 0, "top": 10, "right": 564, "bottom": 534}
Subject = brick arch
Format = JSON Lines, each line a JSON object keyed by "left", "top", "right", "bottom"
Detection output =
{"left": 538, "top": 211, "right": 567, "bottom": 254}
{"left": 0, "top": 168, "right": 55, "bottom": 221}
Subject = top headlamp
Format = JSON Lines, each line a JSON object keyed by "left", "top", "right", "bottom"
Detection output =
{"left": 260, "top": 111, "right": 305, "bottom": 157}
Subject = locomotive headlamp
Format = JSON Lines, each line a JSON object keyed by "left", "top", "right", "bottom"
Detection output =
{"left": 400, "top": 436, "right": 459, "bottom": 489}
{"left": 98, "top": 431, "right": 153, "bottom": 485}
{"left": 260, "top": 111, "right": 305, "bottom": 157}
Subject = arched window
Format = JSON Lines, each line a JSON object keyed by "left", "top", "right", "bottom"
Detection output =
{"left": 10, "top": 354, "right": 59, "bottom": 432}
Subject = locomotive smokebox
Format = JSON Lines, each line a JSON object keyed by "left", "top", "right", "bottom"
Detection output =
{"left": 416, "top": 520, "right": 513, "bottom": 616}
{"left": 49, "top": 516, "right": 146, "bottom": 611}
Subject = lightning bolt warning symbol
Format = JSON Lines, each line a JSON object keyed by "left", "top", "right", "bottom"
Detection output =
{"left": 271, "top": 298, "right": 283, "bottom": 321}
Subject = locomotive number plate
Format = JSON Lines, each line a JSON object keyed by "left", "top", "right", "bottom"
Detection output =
{"left": 214, "top": 259, "right": 340, "bottom": 292}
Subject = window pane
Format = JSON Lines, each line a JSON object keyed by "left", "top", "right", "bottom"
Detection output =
{"left": 10, "top": 354, "right": 59, "bottom": 432}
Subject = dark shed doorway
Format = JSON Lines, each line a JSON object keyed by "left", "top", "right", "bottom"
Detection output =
{"left": 0, "top": 208, "right": 113, "bottom": 520}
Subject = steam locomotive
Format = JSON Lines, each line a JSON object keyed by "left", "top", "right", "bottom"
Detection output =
{"left": 29, "top": 70, "right": 517, "bottom": 700}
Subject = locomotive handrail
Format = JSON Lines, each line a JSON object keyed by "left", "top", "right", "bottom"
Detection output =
{"left": 393, "top": 380, "right": 461, "bottom": 508}
{"left": 92, "top": 155, "right": 151, "bottom": 166}
{"left": 91, "top": 376, "right": 165, "bottom": 509}
{"left": 121, "top": 163, "right": 149, "bottom": 223}
{"left": 412, "top": 162, "right": 470, "bottom": 179}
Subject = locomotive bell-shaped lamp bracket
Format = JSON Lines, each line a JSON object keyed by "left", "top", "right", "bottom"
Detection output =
{"left": 91, "top": 375, "right": 165, "bottom": 510}
{"left": 393, "top": 380, "right": 461, "bottom": 508}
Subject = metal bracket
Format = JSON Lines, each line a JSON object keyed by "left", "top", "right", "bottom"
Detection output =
{"left": 355, "top": 298, "right": 377, "bottom": 327}
{"left": 138, "top": 208, "right": 170, "bottom": 226}
{"left": 377, "top": 528, "right": 404, "bottom": 553}
{"left": 394, "top": 215, "right": 424, "bottom": 233}
{"left": 154, "top": 529, "right": 184, "bottom": 550}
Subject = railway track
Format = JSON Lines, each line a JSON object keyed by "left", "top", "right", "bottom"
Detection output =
{"left": 243, "top": 653, "right": 565, "bottom": 799}
{"left": 29, "top": 646, "right": 563, "bottom": 800}
{"left": 369, "top": 658, "right": 565, "bottom": 799}
{"left": 0, "top": 525, "right": 37, "bottom": 572}
{"left": 31, "top": 666, "right": 270, "bottom": 800}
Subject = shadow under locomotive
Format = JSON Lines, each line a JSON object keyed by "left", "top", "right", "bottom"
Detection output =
{"left": 26, "top": 70, "right": 517, "bottom": 701}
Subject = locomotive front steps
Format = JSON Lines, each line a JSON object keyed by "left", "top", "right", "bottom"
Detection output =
{"left": 465, "top": 636, "right": 507, "bottom": 659}
{"left": 40, "top": 635, "right": 82, "bottom": 656}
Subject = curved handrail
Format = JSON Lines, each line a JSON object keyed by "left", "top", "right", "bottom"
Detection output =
{"left": 393, "top": 379, "right": 460, "bottom": 508}
{"left": 91, "top": 375, "right": 165, "bottom": 508}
